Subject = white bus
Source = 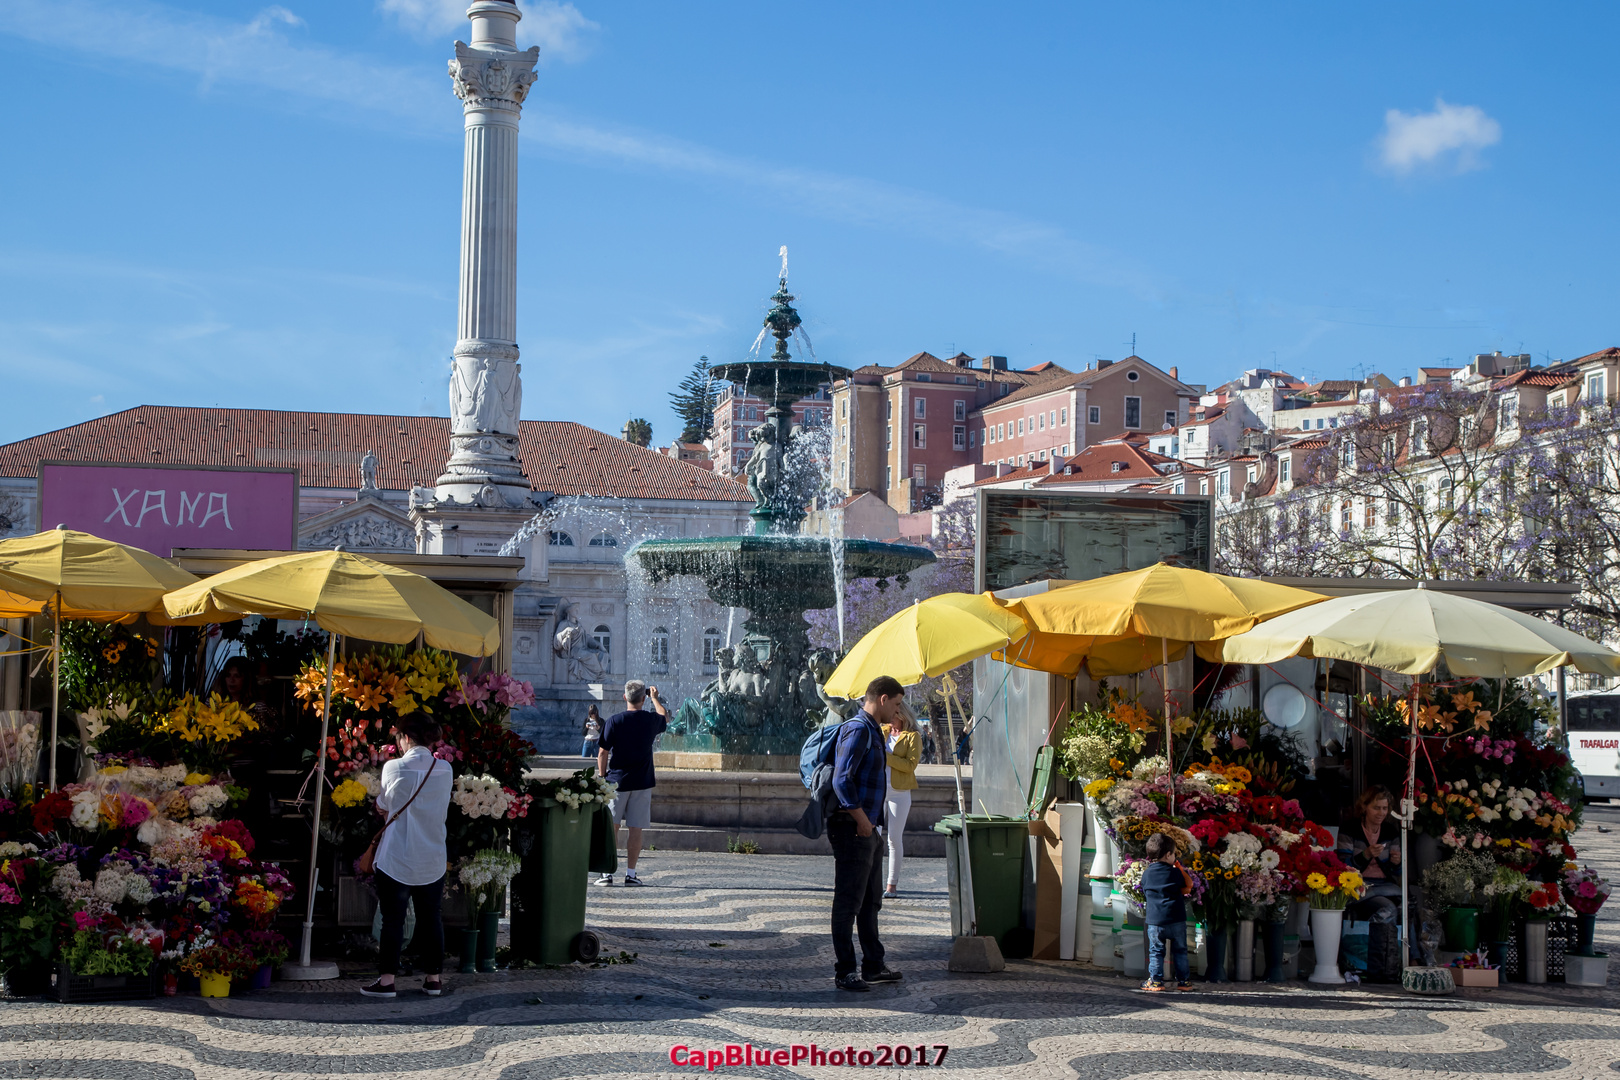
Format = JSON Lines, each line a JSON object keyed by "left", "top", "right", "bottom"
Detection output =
{"left": 1566, "top": 690, "right": 1620, "bottom": 799}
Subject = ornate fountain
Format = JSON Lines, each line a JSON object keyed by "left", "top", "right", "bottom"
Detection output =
{"left": 630, "top": 258, "right": 935, "bottom": 762}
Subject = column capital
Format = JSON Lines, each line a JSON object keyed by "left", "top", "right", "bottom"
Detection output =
{"left": 448, "top": 42, "right": 540, "bottom": 109}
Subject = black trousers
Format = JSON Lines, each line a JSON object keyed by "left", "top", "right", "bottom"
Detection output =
{"left": 377, "top": 870, "right": 445, "bottom": 977}
{"left": 828, "top": 814, "right": 885, "bottom": 978}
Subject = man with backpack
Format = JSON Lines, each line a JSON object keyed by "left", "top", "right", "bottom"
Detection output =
{"left": 827, "top": 675, "right": 906, "bottom": 992}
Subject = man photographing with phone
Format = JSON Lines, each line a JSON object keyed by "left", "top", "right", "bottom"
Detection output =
{"left": 596, "top": 680, "right": 668, "bottom": 887}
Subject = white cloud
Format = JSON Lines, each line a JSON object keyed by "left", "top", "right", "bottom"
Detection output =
{"left": 377, "top": 0, "right": 597, "bottom": 59}
{"left": 1378, "top": 98, "right": 1502, "bottom": 175}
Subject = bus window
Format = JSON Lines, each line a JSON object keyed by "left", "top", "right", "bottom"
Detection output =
{"left": 1568, "top": 695, "right": 1620, "bottom": 731}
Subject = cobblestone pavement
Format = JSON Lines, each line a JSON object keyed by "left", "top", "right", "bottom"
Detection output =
{"left": 6, "top": 808, "right": 1620, "bottom": 1079}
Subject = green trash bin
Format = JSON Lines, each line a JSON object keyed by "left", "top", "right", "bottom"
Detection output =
{"left": 511, "top": 798, "right": 600, "bottom": 965}
{"left": 932, "top": 813, "right": 1028, "bottom": 953}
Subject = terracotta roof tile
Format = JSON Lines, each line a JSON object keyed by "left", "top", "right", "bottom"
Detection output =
{"left": 0, "top": 406, "right": 749, "bottom": 503}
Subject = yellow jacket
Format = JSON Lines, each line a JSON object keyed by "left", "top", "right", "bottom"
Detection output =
{"left": 882, "top": 725, "right": 921, "bottom": 792}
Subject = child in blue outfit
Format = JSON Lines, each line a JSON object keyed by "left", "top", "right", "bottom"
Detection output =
{"left": 1139, "top": 832, "right": 1195, "bottom": 991}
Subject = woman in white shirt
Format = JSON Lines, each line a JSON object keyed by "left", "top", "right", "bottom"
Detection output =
{"left": 361, "top": 714, "right": 454, "bottom": 999}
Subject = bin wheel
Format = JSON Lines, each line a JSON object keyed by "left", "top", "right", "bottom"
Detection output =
{"left": 571, "top": 930, "right": 602, "bottom": 963}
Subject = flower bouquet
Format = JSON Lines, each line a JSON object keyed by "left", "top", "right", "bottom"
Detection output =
{"left": 457, "top": 848, "right": 522, "bottom": 920}
{"left": 1450, "top": 947, "right": 1500, "bottom": 987}
{"left": 529, "top": 767, "right": 617, "bottom": 812}
{"left": 1563, "top": 866, "right": 1611, "bottom": 916}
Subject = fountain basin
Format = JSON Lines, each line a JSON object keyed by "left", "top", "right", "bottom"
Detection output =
{"left": 631, "top": 535, "right": 935, "bottom": 612}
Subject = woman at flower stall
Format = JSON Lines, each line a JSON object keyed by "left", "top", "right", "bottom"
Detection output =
{"left": 362, "top": 713, "right": 453, "bottom": 1000}
{"left": 1335, "top": 785, "right": 1425, "bottom": 973}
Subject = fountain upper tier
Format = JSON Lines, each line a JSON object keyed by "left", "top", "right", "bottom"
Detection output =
{"left": 631, "top": 535, "right": 935, "bottom": 614}
{"left": 708, "top": 358, "right": 851, "bottom": 409}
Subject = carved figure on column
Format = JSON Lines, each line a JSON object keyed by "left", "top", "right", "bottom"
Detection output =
{"left": 744, "top": 423, "right": 782, "bottom": 510}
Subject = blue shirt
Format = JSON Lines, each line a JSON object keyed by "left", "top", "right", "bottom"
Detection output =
{"left": 1140, "top": 860, "right": 1188, "bottom": 926}
{"left": 831, "top": 709, "right": 887, "bottom": 827}
{"left": 600, "top": 708, "right": 667, "bottom": 792}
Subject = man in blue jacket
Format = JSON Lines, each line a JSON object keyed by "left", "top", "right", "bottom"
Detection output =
{"left": 828, "top": 675, "right": 906, "bottom": 992}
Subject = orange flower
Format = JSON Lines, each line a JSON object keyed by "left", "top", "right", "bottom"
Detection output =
{"left": 1471, "top": 709, "right": 1493, "bottom": 732}
{"left": 1416, "top": 703, "right": 1443, "bottom": 729}
{"left": 1449, "top": 690, "right": 1479, "bottom": 713}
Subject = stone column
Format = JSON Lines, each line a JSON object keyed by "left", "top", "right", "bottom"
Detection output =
{"left": 434, "top": 0, "right": 540, "bottom": 507}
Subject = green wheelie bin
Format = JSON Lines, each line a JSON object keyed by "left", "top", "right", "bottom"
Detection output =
{"left": 932, "top": 813, "right": 1028, "bottom": 953}
{"left": 510, "top": 798, "right": 601, "bottom": 964}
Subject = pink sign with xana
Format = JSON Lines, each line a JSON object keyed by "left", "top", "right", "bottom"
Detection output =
{"left": 39, "top": 462, "right": 299, "bottom": 556}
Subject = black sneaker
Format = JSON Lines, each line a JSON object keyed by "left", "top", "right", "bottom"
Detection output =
{"left": 594, "top": 874, "right": 614, "bottom": 887}
{"left": 623, "top": 874, "right": 644, "bottom": 887}
{"left": 864, "top": 968, "right": 903, "bottom": 983}
{"left": 835, "top": 974, "right": 870, "bottom": 992}
{"left": 359, "top": 980, "right": 396, "bottom": 999}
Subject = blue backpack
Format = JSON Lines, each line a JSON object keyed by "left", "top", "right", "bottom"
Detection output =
{"left": 799, "top": 719, "right": 848, "bottom": 788}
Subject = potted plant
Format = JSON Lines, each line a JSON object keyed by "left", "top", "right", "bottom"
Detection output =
{"left": 58, "top": 917, "right": 163, "bottom": 1002}
{"left": 1518, "top": 880, "right": 1563, "bottom": 984}
{"left": 1420, "top": 851, "right": 1495, "bottom": 953}
{"left": 180, "top": 942, "right": 253, "bottom": 998}
{"left": 1563, "top": 865, "right": 1611, "bottom": 956}
{"left": 1450, "top": 948, "right": 1499, "bottom": 988}
{"left": 455, "top": 848, "right": 521, "bottom": 973}
{"left": 1302, "top": 851, "right": 1365, "bottom": 984}
{"left": 1481, "top": 866, "right": 1528, "bottom": 973}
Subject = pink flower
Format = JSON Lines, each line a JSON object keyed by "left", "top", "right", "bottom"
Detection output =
{"left": 0, "top": 884, "right": 18, "bottom": 905}
{"left": 1230, "top": 734, "right": 1248, "bottom": 751}
{"left": 73, "top": 911, "right": 98, "bottom": 931}
{"left": 122, "top": 798, "right": 152, "bottom": 827}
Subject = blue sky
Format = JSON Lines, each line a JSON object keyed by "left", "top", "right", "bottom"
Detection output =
{"left": 1, "top": 1, "right": 1616, "bottom": 449}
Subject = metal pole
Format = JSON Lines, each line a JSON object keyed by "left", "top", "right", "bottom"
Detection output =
{"left": 1163, "top": 636, "right": 1174, "bottom": 818}
{"left": 287, "top": 631, "right": 341, "bottom": 980}
{"left": 1401, "top": 681, "right": 1418, "bottom": 970}
{"left": 48, "top": 593, "right": 60, "bottom": 792}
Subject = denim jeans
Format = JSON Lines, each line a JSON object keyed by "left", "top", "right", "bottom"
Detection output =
{"left": 1147, "top": 921, "right": 1189, "bottom": 983}
{"left": 827, "top": 813, "right": 886, "bottom": 978}
{"left": 581, "top": 739, "right": 599, "bottom": 757}
{"left": 376, "top": 870, "right": 445, "bottom": 977}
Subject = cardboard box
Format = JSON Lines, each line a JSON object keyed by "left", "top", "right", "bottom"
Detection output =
{"left": 1453, "top": 967, "right": 1499, "bottom": 988}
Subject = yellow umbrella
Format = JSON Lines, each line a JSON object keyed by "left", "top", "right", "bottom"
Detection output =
{"left": 995, "top": 563, "right": 1327, "bottom": 815}
{"left": 1214, "top": 585, "right": 1620, "bottom": 968}
{"left": 0, "top": 528, "right": 200, "bottom": 790}
{"left": 822, "top": 592, "right": 1028, "bottom": 698}
{"left": 996, "top": 563, "right": 1327, "bottom": 678}
{"left": 1214, "top": 587, "right": 1620, "bottom": 677}
{"left": 159, "top": 549, "right": 500, "bottom": 980}
{"left": 157, "top": 549, "right": 499, "bottom": 656}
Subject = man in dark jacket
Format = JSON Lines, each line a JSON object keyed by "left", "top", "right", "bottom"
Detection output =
{"left": 828, "top": 676, "right": 906, "bottom": 992}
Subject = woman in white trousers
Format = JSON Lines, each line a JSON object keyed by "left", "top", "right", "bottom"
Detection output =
{"left": 883, "top": 701, "right": 922, "bottom": 898}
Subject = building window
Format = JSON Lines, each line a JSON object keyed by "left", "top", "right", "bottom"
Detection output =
{"left": 1218, "top": 470, "right": 1229, "bottom": 496}
{"left": 913, "top": 424, "right": 927, "bottom": 449}
{"left": 885, "top": 424, "right": 892, "bottom": 450}
{"left": 955, "top": 374, "right": 971, "bottom": 384}
{"left": 1088, "top": 406, "right": 1100, "bottom": 425}
{"left": 916, "top": 372, "right": 931, "bottom": 382}
{"left": 1341, "top": 440, "right": 1354, "bottom": 467}
{"left": 999, "top": 423, "right": 1006, "bottom": 440}
{"left": 968, "top": 429, "right": 976, "bottom": 448}
{"left": 914, "top": 398, "right": 926, "bottom": 419}
{"left": 589, "top": 532, "right": 618, "bottom": 547}
{"left": 840, "top": 423, "right": 848, "bottom": 443}
{"left": 885, "top": 398, "right": 893, "bottom": 419}
{"left": 1125, "top": 396, "right": 1142, "bottom": 428}
{"left": 1365, "top": 500, "right": 1376, "bottom": 528}
{"left": 953, "top": 425, "right": 966, "bottom": 450}
{"left": 548, "top": 531, "right": 574, "bottom": 546}
{"left": 913, "top": 464, "right": 926, "bottom": 484}
{"left": 1017, "top": 418, "right": 1024, "bottom": 436}
{"left": 1340, "top": 501, "right": 1353, "bottom": 532}
{"left": 1061, "top": 407, "right": 1068, "bottom": 425}
{"left": 1246, "top": 466, "right": 1257, "bottom": 485}
{"left": 649, "top": 626, "right": 670, "bottom": 672}
{"left": 591, "top": 624, "right": 612, "bottom": 657}
{"left": 1440, "top": 478, "right": 1455, "bottom": 511}
{"left": 885, "top": 466, "right": 892, "bottom": 490}
{"left": 1588, "top": 372, "right": 1606, "bottom": 403}
{"left": 1061, "top": 444, "right": 1069, "bottom": 455}
{"left": 1316, "top": 418, "right": 1325, "bottom": 430}
{"left": 1200, "top": 479, "right": 1209, "bottom": 495}
{"left": 1037, "top": 413, "right": 1045, "bottom": 431}
{"left": 1165, "top": 411, "right": 1177, "bottom": 429}
{"left": 1280, "top": 458, "right": 1291, "bottom": 483}
{"left": 1499, "top": 397, "right": 1516, "bottom": 430}
{"left": 1018, "top": 455, "right": 1026, "bottom": 466}
{"left": 840, "top": 400, "right": 847, "bottom": 418}
{"left": 954, "top": 400, "right": 966, "bottom": 421}
{"left": 1049, "top": 409, "right": 1057, "bottom": 428}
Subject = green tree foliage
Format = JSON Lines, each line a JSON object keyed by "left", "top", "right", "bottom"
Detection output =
{"left": 622, "top": 418, "right": 653, "bottom": 447}
{"left": 668, "top": 355, "right": 719, "bottom": 444}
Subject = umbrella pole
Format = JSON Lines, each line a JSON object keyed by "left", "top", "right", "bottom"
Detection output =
{"left": 1162, "top": 637, "right": 1173, "bottom": 818}
{"left": 48, "top": 594, "right": 60, "bottom": 792}
{"left": 1401, "top": 680, "right": 1418, "bottom": 970}
{"left": 289, "top": 631, "right": 341, "bottom": 980}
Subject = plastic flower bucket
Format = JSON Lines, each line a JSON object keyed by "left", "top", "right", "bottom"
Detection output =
{"left": 198, "top": 972, "right": 231, "bottom": 998}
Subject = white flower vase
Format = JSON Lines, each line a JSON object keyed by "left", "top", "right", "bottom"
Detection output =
{"left": 1236, "top": 919, "right": 1255, "bottom": 982}
{"left": 1108, "top": 837, "right": 1122, "bottom": 878}
{"left": 1524, "top": 920, "right": 1548, "bottom": 984}
{"left": 1086, "top": 798, "right": 1111, "bottom": 878}
{"left": 1308, "top": 908, "right": 1345, "bottom": 984}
